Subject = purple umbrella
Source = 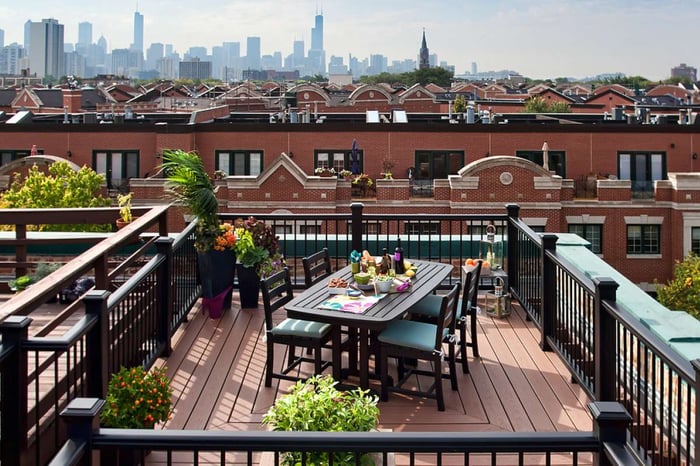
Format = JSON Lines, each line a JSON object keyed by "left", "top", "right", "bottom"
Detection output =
{"left": 351, "top": 139, "right": 360, "bottom": 174}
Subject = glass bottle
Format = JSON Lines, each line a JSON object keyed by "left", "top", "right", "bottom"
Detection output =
{"left": 394, "top": 238, "right": 405, "bottom": 274}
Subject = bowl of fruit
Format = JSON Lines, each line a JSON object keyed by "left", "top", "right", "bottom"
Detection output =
{"left": 327, "top": 277, "right": 349, "bottom": 294}
{"left": 465, "top": 258, "right": 490, "bottom": 275}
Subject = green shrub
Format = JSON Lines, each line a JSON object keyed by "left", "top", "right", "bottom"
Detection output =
{"left": 0, "top": 162, "right": 112, "bottom": 232}
{"left": 262, "top": 375, "right": 380, "bottom": 465}
{"left": 657, "top": 252, "right": 700, "bottom": 319}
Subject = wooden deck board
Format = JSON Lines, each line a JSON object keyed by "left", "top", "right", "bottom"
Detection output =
{"left": 149, "top": 294, "right": 592, "bottom": 464}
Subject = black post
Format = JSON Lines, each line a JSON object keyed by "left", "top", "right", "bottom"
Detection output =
{"left": 692, "top": 359, "right": 700, "bottom": 466}
{"left": 350, "top": 202, "right": 364, "bottom": 253}
{"left": 0, "top": 316, "right": 31, "bottom": 465}
{"left": 588, "top": 401, "right": 632, "bottom": 466}
{"left": 156, "top": 237, "right": 175, "bottom": 356}
{"left": 505, "top": 204, "right": 519, "bottom": 295}
{"left": 84, "top": 290, "right": 110, "bottom": 399}
{"left": 57, "top": 398, "right": 105, "bottom": 465}
{"left": 594, "top": 277, "right": 618, "bottom": 401}
{"left": 540, "top": 233, "right": 558, "bottom": 352}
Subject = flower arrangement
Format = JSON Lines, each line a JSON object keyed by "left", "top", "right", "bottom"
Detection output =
{"left": 314, "top": 167, "right": 336, "bottom": 176}
{"left": 233, "top": 216, "right": 285, "bottom": 277}
{"left": 213, "top": 222, "right": 237, "bottom": 251}
{"left": 101, "top": 365, "right": 173, "bottom": 429}
{"left": 339, "top": 169, "right": 353, "bottom": 179}
{"left": 117, "top": 192, "right": 133, "bottom": 223}
{"left": 351, "top": 173, "right": 374, "bottom": 188}
{"left": 262, "top": 375, "right": 379, "bottom": 466}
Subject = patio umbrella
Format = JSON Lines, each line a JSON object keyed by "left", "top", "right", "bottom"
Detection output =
{"left": 541, "top": 141, "right": 550, "bottom": 171}
{"left": 351, "top": 139, "right": 360, "bottom": 174}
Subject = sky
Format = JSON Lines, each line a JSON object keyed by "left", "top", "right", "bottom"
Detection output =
{"left": 1, "top": 0, "right": 697, "bottom": 81}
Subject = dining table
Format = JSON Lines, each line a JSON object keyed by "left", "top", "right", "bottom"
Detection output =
{"left": 285, "top": 259, "right": 454, "bottom": 389}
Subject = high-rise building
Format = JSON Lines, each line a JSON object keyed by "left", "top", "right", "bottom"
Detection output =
{"left": 78, "top": 22, "right": 92, "bottom": 48}
{"left": 418, "top": 29, "right": 429, "bottom": 70}
{"left": 671, "top": 63, "right": 697, "bottom": 82}
{"left": 146, "top": 43, "right": 164, "bottom": 71}
{"left": 0, "top": 28, "right": 4, "bottom": 48}
{"left": 222, "top": 42, "right": 241, "bottom": 81}
{"left": 133, "top": 11, "right": 144, "bottom": 53}
{"left": 246, "top": 37, "right": 261, "bottom": 70}
{"left": 0, "top": 43, "right": 24, "bottom": 75}
{"left": 308, "top": 10, "right": 325, "bottom": 75}
{"left": 179, "top": 58, "right": 212, "bottom": 80}
{"left": 27, "top": 18, "right": 64, "bottom": 78}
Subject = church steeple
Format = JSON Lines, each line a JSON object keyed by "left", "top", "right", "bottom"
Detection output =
{"left": 419, "top": 28, "right": 430, "bottom": 70}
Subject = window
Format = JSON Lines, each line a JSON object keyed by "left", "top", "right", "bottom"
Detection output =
{"left": 216, "top": 150, "right": 262, "bottom": 176}
{"left": 365, "top": 222, "right": 382, "bottom": 235}
{"left": 627, "top": 225, "right": 660, "bottom": 254}
{"left": 93, "top": 150, "right": 139, "bottom": 191}
{"left": 299, "top": 224, "right": 321, "bottom": 235}
{"left": 569, "top": 224, "right": 603, "bottom": 254}
{"left": 618, "top": 152, "right": 665, "bottom": 196}
{"left": 414, "top": 150, "right": 463, "bottom": 179}
{"left": 314, "top": 149, "right": 362, "bottom": 174}
{"left": 405, "top": 221, "right": 440, "bottom": 235}
{"left": 692, "top": 227, "right": 700, "bottom": 255}
{"left": 0, "top": 148, "right": 43, "bottom": 166}
{"left": 516, "top": 150, "right": 566, "bottom": 177}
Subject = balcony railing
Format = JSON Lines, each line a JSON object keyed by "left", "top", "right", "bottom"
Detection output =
{"left": 0, "top": 203, "right": 696, "bottom": 466}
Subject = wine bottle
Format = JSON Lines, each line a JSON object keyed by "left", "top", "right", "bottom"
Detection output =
{"left": 394, "top": 238, "right": 405, "bottom": 274}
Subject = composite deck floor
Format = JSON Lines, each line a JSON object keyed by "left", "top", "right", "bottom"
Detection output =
{"left": 147, "top": 293, "right": 593, "bottom": 465}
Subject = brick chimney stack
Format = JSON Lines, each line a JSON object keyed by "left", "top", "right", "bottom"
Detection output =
{"left": 62, "top": 88, "right": 82, "bottom": 114}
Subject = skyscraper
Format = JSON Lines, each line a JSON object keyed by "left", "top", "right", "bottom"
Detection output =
{"left": 133, "top": 11, "right": 144, "bottom": 53}
{"left": 78, "top": 22, "right": 92, "bottom": 48}
{"left": 0, "top": 28, "right": 4, "bottom": 48}
{"left": 246, "top": 36, "right": 261, "bottom": 70}
{"left": 418, "top": 29, "right": 429, "bottom": 70}
{"left": 28, "top": 18, "right": 64, "bottom": 78}
{"left": 308, "top": 10, "right": 325, "bottom": 75}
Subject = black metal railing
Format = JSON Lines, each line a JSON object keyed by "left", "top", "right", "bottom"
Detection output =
{"left": 1, "top": 203, "right": 698, "bottom": 466}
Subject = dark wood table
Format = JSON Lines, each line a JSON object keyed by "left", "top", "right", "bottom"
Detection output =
{"left": 286, "top": 260, "right": 454, "bottom": 389}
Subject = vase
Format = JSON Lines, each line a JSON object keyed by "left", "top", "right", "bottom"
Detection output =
{"left": 197, "top": 249, "right": 236, "bottom": 319}
{"left": 236, "top": 263, "right": 260, "bottom": 308}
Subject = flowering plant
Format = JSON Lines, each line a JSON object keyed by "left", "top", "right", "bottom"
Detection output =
{"left": 233, "top": 216, "right": 285, "bottom": 277}
{"left": 212, "top": 222, "right": 237, "bottom": 251}
{"left": 339, "top": 169, "right": 353, "bottom": 178}
{"left": 101, "top": 365, "right": 173, "bottom": 429}
{"left": 314, "top": 167, "right": 336, "bottom": 175}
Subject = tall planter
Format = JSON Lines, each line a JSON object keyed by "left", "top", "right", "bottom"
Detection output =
{"left": 198, "top": 249, "right": 236, "bottom": 319}
{"left": 236, "top": 263, "right": 260, "bottom": 308}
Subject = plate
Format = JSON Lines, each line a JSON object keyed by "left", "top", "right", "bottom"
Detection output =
{"left": 353, "top": 282, "right": 375, "bottom": 291}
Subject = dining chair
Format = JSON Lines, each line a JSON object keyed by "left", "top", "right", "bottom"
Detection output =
{"left": 260, "top": 267, "right": 336, "bottom": 387}
{"left": 456, "top": 260, "right": 483, "bottom": 373}
{"left": 302, "top": 247, "right": 332, "bottom": 287}
{"left": 377, "top": 282, "right": 460, "bottom": 411}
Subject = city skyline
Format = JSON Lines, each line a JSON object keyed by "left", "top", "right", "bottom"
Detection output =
{"left": 0, "top": 0, "right": 697, "bottom": 81}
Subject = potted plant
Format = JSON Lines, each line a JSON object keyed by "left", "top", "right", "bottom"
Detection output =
{"left": 339, "top": 169, "right": 353, "bottom": 179}
{"left": 116, "top": 192, "right": 133, "bottom": 229}
{"left": 315, "top": 166, "right": 337, "bottom": 177}
{"left": 161, "top": 148, "right": 237, "bottom": 318}
{"left": 262, "top": 375, "right": 380, "bottom": 466}
{"left": 33, "top": 261, "right": 62, "bottom": 302}
{"left": 100, "top": 365, "right": 173, "bottom": 466}
{"left": 352, "top": 173, "right": 374, "bottom": 197}
{"left": 8, "top": 274, "right": 34, "bottom": 292}
{"left": 232, "top": 216, "right": 284, "bottom": 308}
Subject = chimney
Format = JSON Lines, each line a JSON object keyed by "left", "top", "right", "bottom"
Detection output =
{"left": 62, "top": 88, "right": 82, "bottom": 114}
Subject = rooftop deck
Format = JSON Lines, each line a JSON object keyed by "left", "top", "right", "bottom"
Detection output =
{"left": 156, "top": 292, "right": 591, "bottom": 447}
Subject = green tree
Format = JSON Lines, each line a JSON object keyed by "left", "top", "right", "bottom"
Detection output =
{"left": 0, "top": 162, "right": 113, "bottom": 232}
{"left": 453, "top": 94, "right": 467, "bottom": 114}
{"left": 657, "top": 253, "right": 700, "bottom": 319}
{"left": 523, "top": 96, "right": 571, "bottom": 113}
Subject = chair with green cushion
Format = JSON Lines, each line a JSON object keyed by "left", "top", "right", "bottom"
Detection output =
{"left": 260, "top": 267, "right": 337, "bottom": 387}
{"left": 302, "top": 248, "right": 332, "bottom": 287}
{"left": 456, "top": 260, "right": 483, "bottom": 373}
{"left": 377, "top": 282, "right": 460, "bottom": 411}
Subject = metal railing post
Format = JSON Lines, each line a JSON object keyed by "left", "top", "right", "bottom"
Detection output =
{"left": 506, "top": 204, "right": 520, "bottom": 293}
{"left": 594, "top": 277, "right": 618, "bottom": 401}
{"left": 540, "top": 233, "right": 558, "bottom": 352}
{"left": 0, "top": 316, "right": 31, "bottom": 465}
{"left": 588, "top": 402, "right": 633, "bottom": 466}
{"left": 156, "top": 237, "right": 175, "bottom": 356}
{"left": 53, "top": 398, "right": 105, "bottom": 466}
{"left": 83, "top": 290, "right": 111, "bottom": 399}
{"left": 692, "top": 359, "right": 700, "bottom": 466}
{"left": 351, "top": 202, "right": 364, "bottom": 253}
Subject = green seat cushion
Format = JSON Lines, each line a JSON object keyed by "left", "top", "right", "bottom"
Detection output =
{"left": 407, "top": 294, "right": 442, "bottom": 319}
{"left": 272, "top": 318, "right": 332, "bottom": 338}
{"left": 378, "top": 319, "right": 438, "bottom": 352}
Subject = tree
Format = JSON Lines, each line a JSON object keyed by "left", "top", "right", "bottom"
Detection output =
{"left": 523, "top": 96, "right": 571, "bottom": 113}
{"left": 0, "top": 162, "right": 113, "bottom": 232}
{"left": 453, "top": 94, "right": 467, "bottom": 114}
{"left": 656, "top": 253, "right": 700, "bottom": 319}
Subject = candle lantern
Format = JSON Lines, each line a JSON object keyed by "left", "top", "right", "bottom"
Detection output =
{"left": 486, "top": 276, "right": 511, "bottom": 318}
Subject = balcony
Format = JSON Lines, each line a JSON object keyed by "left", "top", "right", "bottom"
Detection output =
{"left": 0, "top": 205, "right": 696, "bottom": 466}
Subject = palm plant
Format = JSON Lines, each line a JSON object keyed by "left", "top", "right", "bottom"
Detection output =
{"left": 161, "top": 149, "right": 221, "bottom": 251}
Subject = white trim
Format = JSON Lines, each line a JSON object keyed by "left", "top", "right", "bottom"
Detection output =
{"left": 682, "top": 211, "right": 700, "bottom": 255}
{"left": 566, "top": 215, "right": 606, "bottom": 224}
{"left": 623, "top": 215, "right": 664, "bottom": 225}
